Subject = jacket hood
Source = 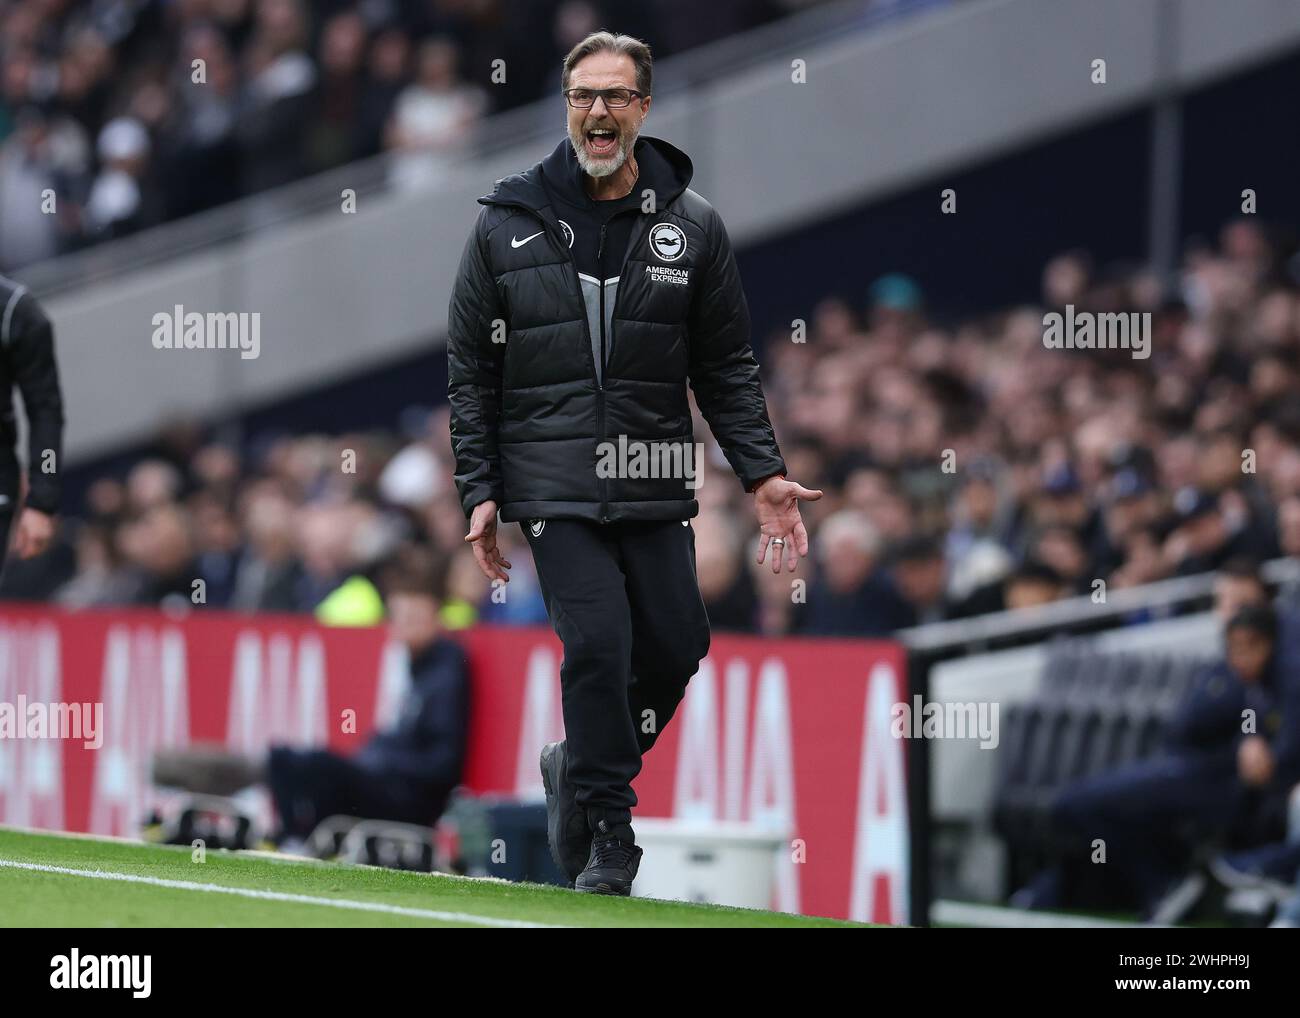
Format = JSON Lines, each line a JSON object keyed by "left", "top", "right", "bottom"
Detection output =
{"left": 480, "top": 134, "right": 693, "bottom": 212}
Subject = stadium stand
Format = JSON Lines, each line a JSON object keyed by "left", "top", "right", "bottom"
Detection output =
{"left": 1, "top": 0, "right": 840, "bottom": 271}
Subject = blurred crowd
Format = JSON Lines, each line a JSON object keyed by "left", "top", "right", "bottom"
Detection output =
{"left": 3, "top": 218, "right": 1299, "bottom": 638}
{"left": 745, "top": 217, "right": 1300, "bottom": 635}
{"left": 0, "top": 0, "right": 812, "bottom": 271}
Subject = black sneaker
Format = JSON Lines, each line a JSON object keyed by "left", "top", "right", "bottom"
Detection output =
{"left": 574, "top": 819, "right": 642, "bottom": 896}
{"left": 540, "top": 741, "right": 589, "bottom": 882}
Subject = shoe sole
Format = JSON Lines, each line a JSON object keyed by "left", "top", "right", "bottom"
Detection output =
{"left": 540, "top": 743, "right": 587, "bottom": 882}
{"left": 574, "top": 881, "right": 631, "bottom": 897}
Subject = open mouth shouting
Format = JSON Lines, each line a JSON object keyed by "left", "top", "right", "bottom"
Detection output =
{"left": 585, "top": 124, "right": 620, "bottom": 159}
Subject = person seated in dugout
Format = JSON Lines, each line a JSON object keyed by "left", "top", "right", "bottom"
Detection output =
{"left": 1198, "top": 601, "right": 1300, "bottom": 907}
{"left": 152, "top": 552, "right": 470, "bottom": 845}
{"left": 1046, "top": 604, "right": 1298, "bottom": 918}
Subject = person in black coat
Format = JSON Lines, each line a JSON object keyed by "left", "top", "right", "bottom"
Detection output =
{"left": 0, "top": 276, "right": 65, "bottom": 569}
{"left": 446, "top": 33, "right": 820, "bottom": 893}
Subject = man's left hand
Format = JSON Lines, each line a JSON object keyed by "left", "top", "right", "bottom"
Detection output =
{"left": 753, "top": 475, "right": 823, "bottom": 573}
{"left": 12, "top": 507, "right": 56, "bottom": 559}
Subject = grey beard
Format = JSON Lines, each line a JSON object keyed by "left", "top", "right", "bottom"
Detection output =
{"left": 569, "top": 124, "right": 638, "bottom": 178}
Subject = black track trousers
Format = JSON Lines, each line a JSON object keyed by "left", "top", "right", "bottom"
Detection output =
{"left": 521, "top": 517, "right": 711, "bottom": 828}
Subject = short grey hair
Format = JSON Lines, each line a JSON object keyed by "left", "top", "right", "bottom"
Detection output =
{"left": 818, "top": 510, "right": 881, "bottom": 562}
{"left": 562, "top": 31, "right": 652, "bottom": 96}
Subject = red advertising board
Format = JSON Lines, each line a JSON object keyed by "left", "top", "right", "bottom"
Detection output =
{"left": 0, "top": 606, "right": 909, "bottom": 923}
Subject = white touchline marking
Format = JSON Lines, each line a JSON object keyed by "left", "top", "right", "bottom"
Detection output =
{"left": 0, "top": 858, "right": 567, "bottom": 929}
{"left": 931, "top": 900, "right": 1150, "bottom": 929}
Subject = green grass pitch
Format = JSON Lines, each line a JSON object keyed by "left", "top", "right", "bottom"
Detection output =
{"left": 0, "top": 827, "right": 872, "bottom": 928}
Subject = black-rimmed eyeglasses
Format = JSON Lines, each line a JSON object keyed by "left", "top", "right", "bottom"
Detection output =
{"left": 563, "top": 87, "right": 645, "bottom": 110}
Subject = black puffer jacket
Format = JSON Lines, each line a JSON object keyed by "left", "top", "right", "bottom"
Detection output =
{"left": 447, "top": 136, "right": 785, "bottom": 524}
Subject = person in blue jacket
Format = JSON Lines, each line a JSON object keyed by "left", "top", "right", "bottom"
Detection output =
{"left": 1052, "top": 604, "right": 1290, "bottom": 918}
{"left": 152, "top": 553, "right": 470, "bottom": 845}
{"left": 267, "top": 556, "right": 470, "bottom": 841}
{"left": 1202, "top": 603, "right": 1300, "bottom": 911}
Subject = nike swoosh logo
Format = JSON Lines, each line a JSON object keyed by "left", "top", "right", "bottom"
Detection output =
{"left": 511, "top": 231, "right": 545, "bottom": 248}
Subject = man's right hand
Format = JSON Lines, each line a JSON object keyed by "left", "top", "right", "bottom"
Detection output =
{"left": 1237, "top": 735, "right": 1275, "bottom": 787}
{"left": 465, "top": 499, "right": 511, "bottom": 583}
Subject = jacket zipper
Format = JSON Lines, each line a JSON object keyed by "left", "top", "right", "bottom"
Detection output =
{"left": 596, "top": 223, "right": 609, "bottom": 521}
{"left": 599, "top": 212, "right": 656, "bottom": 522}
{"left": 483, "top": 198, "right": 612, "bottom": 521}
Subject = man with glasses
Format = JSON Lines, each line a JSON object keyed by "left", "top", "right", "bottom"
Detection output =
{"left": 447, "top": 31, "right": 820, "bottom": 895}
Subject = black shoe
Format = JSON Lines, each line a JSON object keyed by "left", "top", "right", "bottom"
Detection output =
{"left": 540, "top": 741, "right": 589, "bottom": 882}
{"left": 574, "top": 820, "right": 642, "bottom": 896}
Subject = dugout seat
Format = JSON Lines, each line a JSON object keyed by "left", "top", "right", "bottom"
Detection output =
{"left": 993, "top": 642, "right": 1213, "bottom": 891}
